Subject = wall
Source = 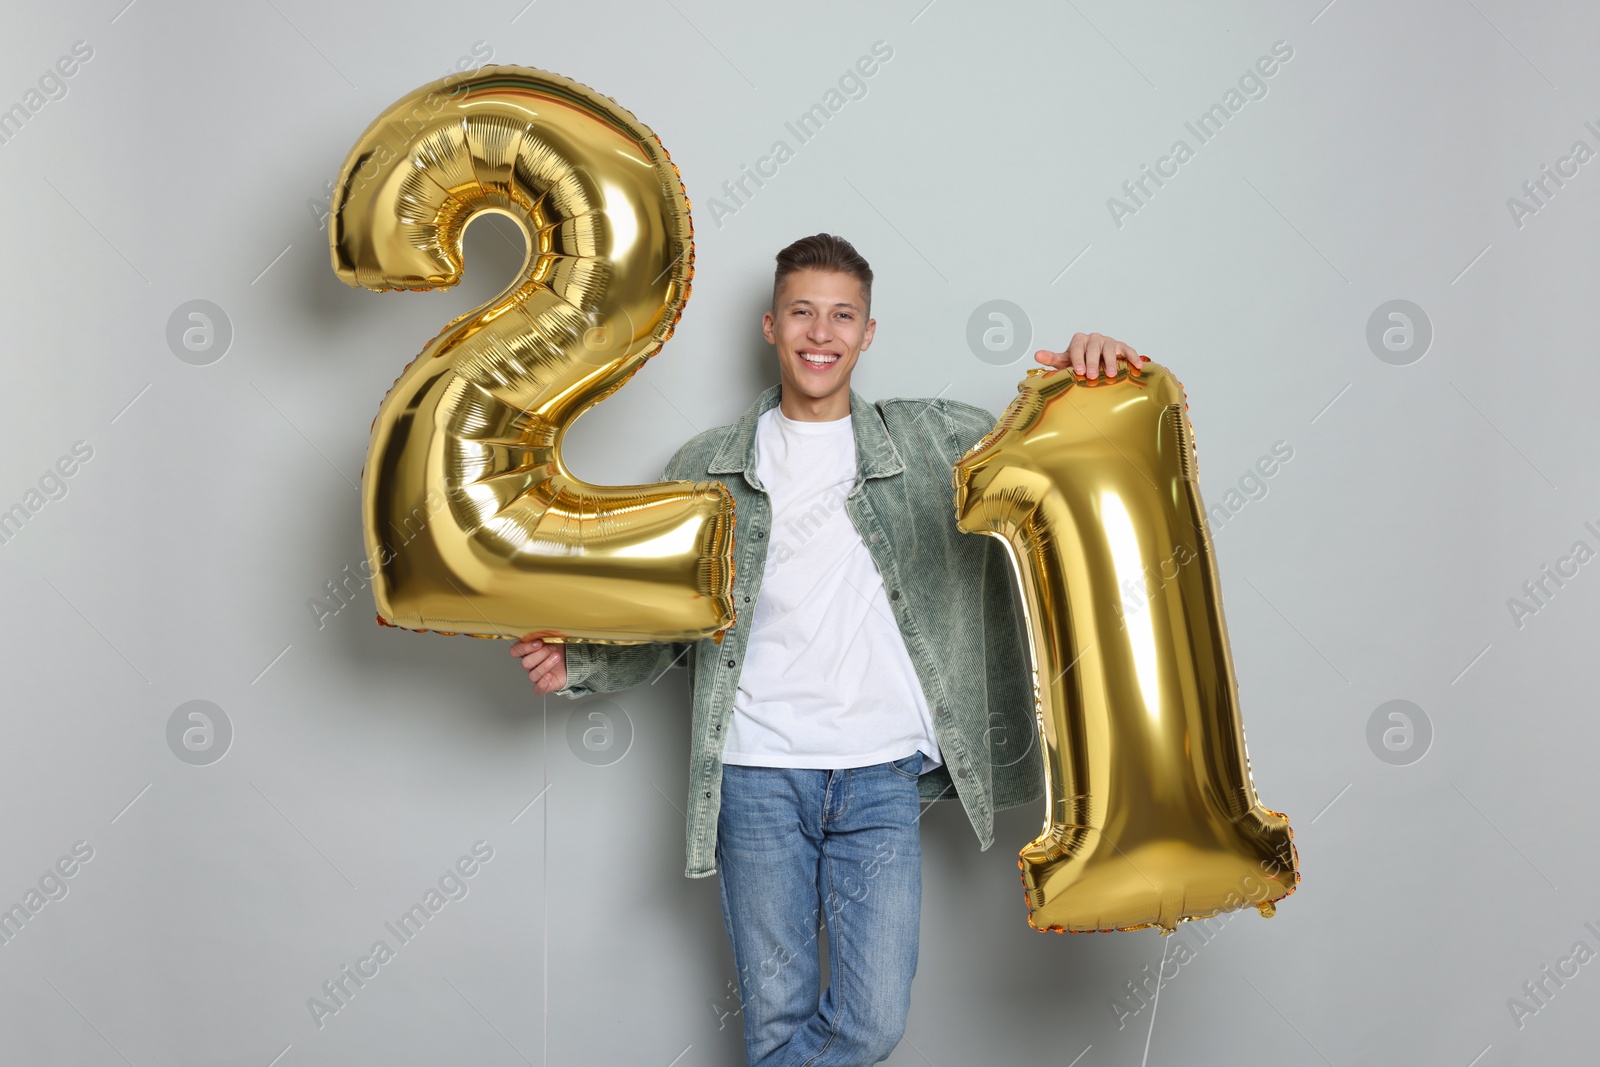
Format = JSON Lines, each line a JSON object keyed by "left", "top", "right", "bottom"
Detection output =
{"left": 0, "top": 1, "right": 1594, "bottom": 1064}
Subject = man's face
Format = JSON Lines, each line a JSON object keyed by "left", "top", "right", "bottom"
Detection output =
{"left": 762, "top": 269, "right": 875, "bottom": 407}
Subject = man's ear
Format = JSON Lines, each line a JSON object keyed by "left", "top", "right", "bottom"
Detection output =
{"left": 761, "top": 310, "right": 776, "bottom": 344}
{"left": 862, "top": 316, "right": 876, "bottom": 350}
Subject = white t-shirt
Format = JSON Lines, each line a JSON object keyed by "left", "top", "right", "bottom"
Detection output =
{"left": 721, "top": 406, "right": 944, "bottom": 772}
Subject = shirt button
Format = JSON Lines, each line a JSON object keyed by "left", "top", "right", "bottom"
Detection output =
{"left": 726, "top": 659, "right": 736, "bottom": 668}
{"left": 869, "top": 532, "right": 881, "bottom": 544}
{"left": 957, "top": 767, "right": 969, "bottom": 779}
{"left": 743, "top": 596, "right": 751, "bottom": 603}
{"left": 705, "top": 791, "right": 712, "bottom": 798}
{"left": 936, "top": 705, "right": 948, "bottom": 718}
{"left": 890, "top": 589, "right": 900, "bottom": 601}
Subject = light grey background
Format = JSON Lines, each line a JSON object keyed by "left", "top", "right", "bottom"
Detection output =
{"left": 1, "top": 1, "right": 1594, "bottom": 1064}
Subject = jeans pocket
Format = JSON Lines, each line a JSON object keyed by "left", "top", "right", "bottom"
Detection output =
{"left": 887, "top": 750, "right": 924, "bottom": 779}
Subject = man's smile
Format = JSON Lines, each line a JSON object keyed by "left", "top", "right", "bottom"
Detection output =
{"left": 797, "top": 348, "right": 841, "bottom": 369}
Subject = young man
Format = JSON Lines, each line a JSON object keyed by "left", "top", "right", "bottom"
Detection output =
{"left": 511, "top": 234, "right": 1142, "bottom": 1066}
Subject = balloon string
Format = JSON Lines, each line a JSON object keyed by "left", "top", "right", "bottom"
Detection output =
{"left": 1139, "top": 933, "right": 1171, "bottom": 1067}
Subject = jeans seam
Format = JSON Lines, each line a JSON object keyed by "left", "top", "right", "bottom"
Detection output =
{"left": 715, "top": 838, "right": 742, "bottom": 995}
{"left": 797, "top": 845, "right": 844, "bottom": 1067}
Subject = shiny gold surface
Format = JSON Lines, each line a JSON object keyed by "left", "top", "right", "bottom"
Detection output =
{"left": 329, "top": 66, "right": 735, "bottom": 644}
{"left": 954, "top": 363, "right": 1299, "bottom": 933}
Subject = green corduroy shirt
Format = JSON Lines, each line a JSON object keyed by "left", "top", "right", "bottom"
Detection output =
{"left": 556, "top": 382, "right": 1045, "bottom": 878}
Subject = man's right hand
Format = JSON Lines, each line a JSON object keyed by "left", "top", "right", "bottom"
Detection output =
{"left": 511, "top": 636, "right": 567, "bottom": 695}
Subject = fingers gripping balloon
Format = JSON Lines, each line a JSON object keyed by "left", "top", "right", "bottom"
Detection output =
{"left": 954, "top": 363, "right": 1299, "bottom": 934}
{"left": 330, "top": 66, "right": 735, "bottom": 644}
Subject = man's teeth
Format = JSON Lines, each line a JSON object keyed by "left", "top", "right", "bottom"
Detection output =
{"left": 800, "top": 352, "right": 838, "bottom": 365}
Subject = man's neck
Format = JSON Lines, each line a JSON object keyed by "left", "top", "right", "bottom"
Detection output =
{"left": 777, "top": 383, "right": 851, "bottom": 422}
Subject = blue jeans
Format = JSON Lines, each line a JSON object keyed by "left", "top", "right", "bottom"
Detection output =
{"left": 716, "top": 750, "right": 925, "bottom": 1067}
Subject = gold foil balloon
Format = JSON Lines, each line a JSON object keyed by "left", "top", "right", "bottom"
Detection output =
{"left": 953, "top": 362, "right": 1299, "bottom": 933}
{"left": 329, "top": 66, "right": 736, "bottom": 644}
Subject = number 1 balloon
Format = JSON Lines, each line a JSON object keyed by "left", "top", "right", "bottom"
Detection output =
{"left": 329, "top": 65, "right": 736, "bottom": 644}
{"left": 954, "top": 362, "right": 1299, "bottom": 933}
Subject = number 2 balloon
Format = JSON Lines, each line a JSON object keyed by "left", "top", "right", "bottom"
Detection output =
{"left": 329, "top": 65, "right": 736, "bottom": 645}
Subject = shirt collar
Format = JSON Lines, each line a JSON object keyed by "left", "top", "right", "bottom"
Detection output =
{"left": 707, "top": 383, "right": 906, "bottom": 488}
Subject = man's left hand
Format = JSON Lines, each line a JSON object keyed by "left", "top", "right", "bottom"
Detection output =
{"left": 1035, "top": 333, "right": 1146, "bottom": 380}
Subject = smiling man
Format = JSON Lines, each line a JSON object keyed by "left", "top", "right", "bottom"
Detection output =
{"left": 512, "top": 234, "right": 1142, "bottom": 1067}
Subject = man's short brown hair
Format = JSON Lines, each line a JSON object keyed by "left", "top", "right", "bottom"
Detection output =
{"left": 772, "top": 233, "right": 873, "bottom": 313}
